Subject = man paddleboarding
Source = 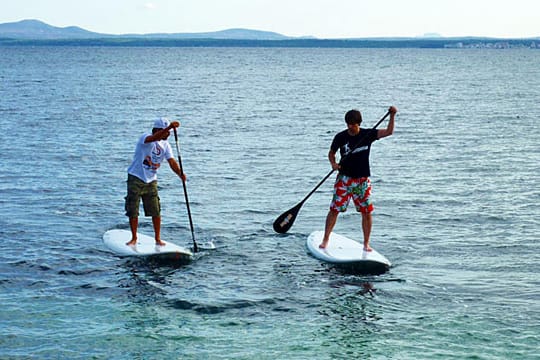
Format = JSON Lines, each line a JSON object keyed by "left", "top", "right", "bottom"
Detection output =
{"left": 124, "top": 117, "right": 186, "bottom": 246}
{"left": 319, "top": 106, "right": 397, "bottom": 252}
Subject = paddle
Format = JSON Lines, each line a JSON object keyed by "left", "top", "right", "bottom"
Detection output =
{"left": 272, "top": 110, "right": 391, "bottom": 234}
{"left": 173, "top": 128, "right": 198, "bottom": 253}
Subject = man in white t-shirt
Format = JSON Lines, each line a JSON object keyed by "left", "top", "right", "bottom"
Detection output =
{"left": 125, "top": 117, "right": 186, "bottom": 246}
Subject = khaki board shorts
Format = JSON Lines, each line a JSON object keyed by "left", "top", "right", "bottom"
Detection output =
{"left": 125, "top": 174, "right": 161, "bottom": 218}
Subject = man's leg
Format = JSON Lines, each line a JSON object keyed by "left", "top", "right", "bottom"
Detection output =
{"left": 125, "top": 175, "right": 141, "bottom": 246}
{"left": 320, "top": 209, "right": 339, "bottom": 249}
{"left": 361, "top": 212, "right": 373, "bottom": 251}
{"left": 152, "top": 216, "right": 166, "bottom": 246}
{"left": 126, "top": 217, "right": 138, "bottom": 246}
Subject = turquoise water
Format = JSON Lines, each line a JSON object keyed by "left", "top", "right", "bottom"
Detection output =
{"left": 0, "top": 46, "right": 538, "bottom": 359}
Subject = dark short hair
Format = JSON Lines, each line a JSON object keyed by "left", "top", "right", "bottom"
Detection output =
{"left": 345, "top": 110, "right": 362, "bottom": 124}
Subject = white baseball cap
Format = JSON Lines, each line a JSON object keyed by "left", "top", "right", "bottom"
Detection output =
{"left": 153, "top": 117, "right": 170, "bottom": 129}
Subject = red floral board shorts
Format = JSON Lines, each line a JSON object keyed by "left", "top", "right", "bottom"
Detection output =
{"left": 330, "top": 174, "right": 373, "bottom": 214}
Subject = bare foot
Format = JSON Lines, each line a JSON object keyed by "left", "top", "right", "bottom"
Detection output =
{"left": 319, "top": 241, "right": 328, "bottom": 249}
{"left": 126, "top": 239, "right": 137, "bottom": 246}
{"left": 155, "top": 239, "right": 166, "bottom": 246}
{"left": 363, "top": 247, "right": 372, "bottom": 252}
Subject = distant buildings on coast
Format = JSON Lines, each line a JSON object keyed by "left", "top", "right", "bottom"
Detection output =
{"left": 445, "top": 41, "right": 538, "bottom": 49}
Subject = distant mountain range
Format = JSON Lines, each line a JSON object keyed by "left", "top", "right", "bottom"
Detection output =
{"left": 0, "top": 19, "right": 538, "bottom": 48}
{"left": 0, "top": 19, "right": 292, "bottom": 40}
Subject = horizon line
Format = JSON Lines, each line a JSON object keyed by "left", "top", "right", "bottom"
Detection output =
{"left": 2, "top": 19, "right": 539, "bottom": 41}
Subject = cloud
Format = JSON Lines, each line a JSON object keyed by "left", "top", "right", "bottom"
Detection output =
{"left": 144, "top": 2, "right": 156, "bottom": 10}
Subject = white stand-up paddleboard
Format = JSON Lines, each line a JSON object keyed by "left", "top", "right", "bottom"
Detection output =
{"left": 103, "top": 229, "right": 192, "bottom": 262}
{"left": 307, "top": 231, "right": 391, "bottom": 274}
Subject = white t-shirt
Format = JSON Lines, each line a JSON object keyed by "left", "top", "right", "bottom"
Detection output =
{"left": 127, "top": 133, "right": 174, "bottom": 183}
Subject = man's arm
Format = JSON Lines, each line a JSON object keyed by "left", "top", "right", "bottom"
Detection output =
{"left": 328, "top": 149, "right": 340, "bottom": 171}
{"left": 377, "top": 106, "right": 397, "bottom": 139}
{"left": 144, "top": 121, "right": 180, "bottom": 143}
{"left": 168, "top": 157, "right": 187, "bottom": 182}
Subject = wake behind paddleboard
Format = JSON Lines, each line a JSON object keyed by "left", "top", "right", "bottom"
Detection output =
{"left": 103, "top": 229, "right": 192, "bottom": 262}
{"left": 307, "top": 230, "right": 391, "bottom": 274}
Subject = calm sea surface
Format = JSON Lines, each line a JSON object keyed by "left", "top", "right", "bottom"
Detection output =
{"left": 0, "top": 46, "right": 538, "bottom": 359}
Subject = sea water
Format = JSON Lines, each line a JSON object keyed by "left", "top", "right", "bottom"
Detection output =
{"left": 0, "top": 46, "right": 538, "bottom": 359}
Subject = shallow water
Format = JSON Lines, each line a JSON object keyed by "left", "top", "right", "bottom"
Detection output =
{"left": 0, "top": 46, "right": 538, "bottom": 359}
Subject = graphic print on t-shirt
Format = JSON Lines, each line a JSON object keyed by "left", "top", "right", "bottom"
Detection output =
{"left": 343, "top": 142, "right": 369, "bottom": 156}
{"left": 142, "top": 144, "right": 163, "bottom": 172}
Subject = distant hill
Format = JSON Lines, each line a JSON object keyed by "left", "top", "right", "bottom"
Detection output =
{"left": 0, "top": 19, "right": 290, "bottom": 40}
{"left": 0, "top": 19, "right": 538, "bottom": 48}
{"left": 0, "top": 19, "right": 108, "bottom": 39}
{"left": 122, "top": 28, "right": 290, "bottom": 40}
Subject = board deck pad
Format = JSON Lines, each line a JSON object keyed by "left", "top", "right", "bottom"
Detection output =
{"left": 307, "top": 230, "right": 391, "bottom": 274}
{"left": 103, "top": 229, "right": 192, "bottom": 262}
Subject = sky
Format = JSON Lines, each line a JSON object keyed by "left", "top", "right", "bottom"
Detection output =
{"left": 1, "top": 0, "right": 539, "bottom": 39}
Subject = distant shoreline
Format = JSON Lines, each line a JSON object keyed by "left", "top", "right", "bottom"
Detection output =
{"left": 2, "top": 20, "right": 538, "bottom": 49}
{"left": 0, "top": 37, "right": 538, "bottom": 49}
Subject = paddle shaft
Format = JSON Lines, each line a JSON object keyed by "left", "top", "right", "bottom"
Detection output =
{"left": 299, "top": 169, "right": 335, "bottom": 207}
{"left": 273, "top": 110, "right": 391, "bottom": 233}
{"left": 173, "top": 128, "right": 198, "bottom": 253}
